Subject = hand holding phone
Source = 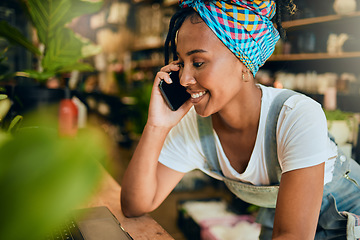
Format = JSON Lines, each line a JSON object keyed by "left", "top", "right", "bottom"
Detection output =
{"left": 158, "top": 71, "right": 190, "bottom": 111}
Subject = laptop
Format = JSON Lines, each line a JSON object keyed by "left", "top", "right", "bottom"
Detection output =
{"left": 45, "top": 206, "right": 133, "bottom": 240}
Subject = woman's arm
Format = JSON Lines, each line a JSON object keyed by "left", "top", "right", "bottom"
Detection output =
{"left": 121, "top": 124, "right": 185, "bottom": 217}
{"left": 121, "top": 62, "right": 192, "bottom": 217}
{"left": 272, "top": 162, "right": 325, "bottom": 240}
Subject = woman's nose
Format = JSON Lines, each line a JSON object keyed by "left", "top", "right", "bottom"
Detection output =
{"left": 180, "top": 69, "right": 196, "bottom": 87}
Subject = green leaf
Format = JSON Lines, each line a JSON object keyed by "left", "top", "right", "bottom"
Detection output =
{"left": 42, "top": 28, "right": 91, "bottom": 73}
{"left": 57, "top": 62, "right": 94, "bottom": 73}
{"left": 0, "top": 97, "right": 10, "bottom": 121}
{"left": 7, "top": 115, "right": 23, "bottom": 134}
{"left": 0, "top": 20, "right": 40, "bottom": 55}
{"left": 0, "top": 126, "right": 108, "bottom": 240}
{"left": 26, "top": 0, "right": 103, "bottom": 46}
{"left": 16, "top": 70, "right": 56, "bottom": 82}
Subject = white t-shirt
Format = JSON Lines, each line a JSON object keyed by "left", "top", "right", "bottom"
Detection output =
{"left": 159, "top": 84, "right": 338, "bottom": 185}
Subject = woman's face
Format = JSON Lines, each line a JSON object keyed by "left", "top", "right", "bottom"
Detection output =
{"left": 176, "top": 15, "right": 247, "bottom": 117}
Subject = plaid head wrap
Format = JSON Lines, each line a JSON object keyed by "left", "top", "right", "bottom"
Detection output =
{"left": 179, "top": 0, "right": 280, "bottom": 75}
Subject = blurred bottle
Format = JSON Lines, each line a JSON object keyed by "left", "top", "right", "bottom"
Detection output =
{"left": 324, "top": 87, "right": 337, "bottom": 111}
{"left": 72, "top": 96, "right": 87, "bottom": 129}
{"left": 58, "top": 88, "right": 78, "bottom": 137}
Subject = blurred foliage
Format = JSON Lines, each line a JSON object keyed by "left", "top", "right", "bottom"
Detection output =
{"left": 324, "top": 109, "right": 354, "bottom": 129}
{"left": 0, "top": 0, "right": 103, "bottom": 82}
{"left": 324, "top": 109, "right": 353, "bottom": 121}
{"left": 0, "top": 47, "right": 12, "bottom": 81}
{"left": 0, "top": 20, "right": 40, "bottom": 55}
{"left": 0, "top": 96, "right": 111, "bottom": 240}
{"left": 127, "top": 82, "right": 152, "bottom": 134}
{"left": 0, "top": 94, "right": 11, "bottom": 122}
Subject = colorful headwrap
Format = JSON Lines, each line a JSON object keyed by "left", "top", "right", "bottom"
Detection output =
{"left": 179, "top": 0, "right": 280, "bottom": 76}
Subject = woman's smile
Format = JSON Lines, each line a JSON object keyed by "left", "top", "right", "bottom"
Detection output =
{"left": 189, "top": 90, "right": 207, "bottom": 104}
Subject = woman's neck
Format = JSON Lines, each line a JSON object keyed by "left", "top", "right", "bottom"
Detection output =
{"left": 213, "top": 84, "right": 262, "bottom": 132}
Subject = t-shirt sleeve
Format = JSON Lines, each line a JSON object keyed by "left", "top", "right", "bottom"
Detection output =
{"left": 277, "top": 95, "right": 329, "bottom": 173}
{"left": 158, "top": 112, "right": 199, "bottom": 173}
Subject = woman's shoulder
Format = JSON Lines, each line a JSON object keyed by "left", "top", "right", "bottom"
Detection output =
{"left": 259, "top": 84, "right": 322, "bottom": 111}
{"left": 266, "top": 87, "right": 328, "bottom": 136}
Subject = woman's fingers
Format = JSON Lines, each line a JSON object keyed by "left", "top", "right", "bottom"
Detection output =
{"left": 160, "top": 61, "right": 180, "bottom": 72}
{"left": 156, "top": 72, "right": 172, "bottom": 84}
{"left": 156, "top": 61, "right": 180, "bottom": 84}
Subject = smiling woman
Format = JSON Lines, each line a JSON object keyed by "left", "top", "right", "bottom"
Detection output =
{"left": 176, "top": 18, "right": 252, "bottom": 118}
{"left": 121, "top": 1, "right": 360, "bottom": 239}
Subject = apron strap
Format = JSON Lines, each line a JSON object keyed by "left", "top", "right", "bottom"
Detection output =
{"left": 197, "top": 115, "right": 222, "bottom": 175}
{"left": 265, "top": 90, "right": 297, "bottom": 185}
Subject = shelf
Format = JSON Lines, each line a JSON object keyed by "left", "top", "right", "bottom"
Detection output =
{"left": 131, "top": 52, "right": 360, "bottom": 67}
{"left": 269, "top": 52, "right": 360, "bottom": 61}
{"left": 132, "top": 12, "right": 360, "bottom": 51}
{"left": 130, "top": 9, "right": 360, "bottom": 71}
{"left": 282, "top": 11, "right": 360, "bottom": 29}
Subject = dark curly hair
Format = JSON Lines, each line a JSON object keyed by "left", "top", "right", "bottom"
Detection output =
{"left": 164, "top": 0, "right": 297, "bottom": 65}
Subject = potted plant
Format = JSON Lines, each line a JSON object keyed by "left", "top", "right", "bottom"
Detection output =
{"left": 0, "top": 0, "right": 102, "bottom": 82}
{"left": 0, "top": 0, "right": 103, "bottom": 115}
{"left": 324, "top": 109, "right": 355, "bottom": 145}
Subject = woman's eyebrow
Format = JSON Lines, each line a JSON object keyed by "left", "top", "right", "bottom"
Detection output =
{"left": 186, "top": 49, "right": 207, "bottom": 56}
{"left": 177, "top": 49, "right": 208, "bottom": 57}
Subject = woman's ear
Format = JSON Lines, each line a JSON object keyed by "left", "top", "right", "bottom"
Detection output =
{"left": 242, "top": 69, "right": 252, "bottom": 83}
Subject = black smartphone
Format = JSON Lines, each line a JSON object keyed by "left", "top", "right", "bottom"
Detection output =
{"left": 158, "top": 71, "right": 190, "bottom": 111}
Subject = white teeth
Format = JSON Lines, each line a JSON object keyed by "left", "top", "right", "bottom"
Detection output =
{"left": 191, "top": 91, "right": 206, "bottom": 99}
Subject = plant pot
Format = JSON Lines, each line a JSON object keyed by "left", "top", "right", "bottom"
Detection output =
{"left": 328, "top": 120, "right": 351, "bottom": 145}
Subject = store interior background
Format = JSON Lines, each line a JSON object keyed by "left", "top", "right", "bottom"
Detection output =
{"left": 1, "top": 0, "right": 360, "bottom": 239}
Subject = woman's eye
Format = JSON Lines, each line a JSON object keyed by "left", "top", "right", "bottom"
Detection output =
{"left": 193, "top": 62, "right": 204, "bottom": 67}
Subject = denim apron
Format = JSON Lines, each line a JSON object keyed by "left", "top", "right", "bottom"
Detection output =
{"left": 197, "top": 90, "right": 360, "bottom": 239}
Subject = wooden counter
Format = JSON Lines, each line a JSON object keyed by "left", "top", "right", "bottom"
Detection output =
{"left": 82, "top": 168, "right": 174, "bottom": 240}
